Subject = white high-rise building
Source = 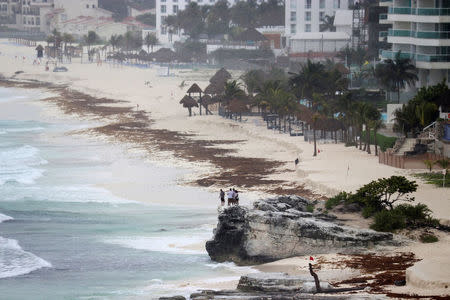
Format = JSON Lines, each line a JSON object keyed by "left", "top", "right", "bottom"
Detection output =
{"left": 380, "top": 0, "right": 450, "bottom": 88}
{"left": 286, "top": 0, "right": 354, "bottom": 57}
{"left": 285, "top": 0, "right": 350, "bottom": 36}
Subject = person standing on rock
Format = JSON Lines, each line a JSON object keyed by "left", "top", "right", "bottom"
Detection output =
{"left": 227, "top": 189, "right": 234, "bottom": 206}
{"left": 219, "top": 189, "right": 225, "bottom": 206}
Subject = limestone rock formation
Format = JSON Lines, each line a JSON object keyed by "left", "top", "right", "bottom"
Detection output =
{"left": 206, "top": 196, "right": 393, "bottom": 265}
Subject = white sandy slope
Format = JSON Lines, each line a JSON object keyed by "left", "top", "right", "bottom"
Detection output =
{"left": 1, "top": 40, "right": 449, "bottom": 295}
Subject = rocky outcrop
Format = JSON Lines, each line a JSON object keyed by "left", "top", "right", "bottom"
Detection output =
{"left": 188, "top": 273, "right": 376, "bottom": 299}
{"left": 206, "top": 196, "right": 393, "bottom": 265}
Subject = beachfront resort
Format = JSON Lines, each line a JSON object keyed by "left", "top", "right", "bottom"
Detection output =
{"left": 0, "top": 0, "right": 449, "bottom": 299}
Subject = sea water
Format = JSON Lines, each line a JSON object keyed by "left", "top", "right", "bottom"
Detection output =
{"left": 0, "top": 87, "right": 252, "bottom": 299}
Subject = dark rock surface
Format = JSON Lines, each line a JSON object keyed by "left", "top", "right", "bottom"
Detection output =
{"left": 206, "top": 196, "right": 393, "bottom": 265}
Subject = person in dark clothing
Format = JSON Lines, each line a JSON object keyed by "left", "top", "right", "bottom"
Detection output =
{"left": 219, "top": 189, "right": 225, "bottom": 206}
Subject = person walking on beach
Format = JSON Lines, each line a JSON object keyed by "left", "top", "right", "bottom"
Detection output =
{"left": 227, "top": 188, "right": 234, "bottom": 206}
{"left": 219, "top": 189, "right": 225, "bottom": 206}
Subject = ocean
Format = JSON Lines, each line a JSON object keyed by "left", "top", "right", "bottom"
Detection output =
{"left": 0, "top": 87, "right": 253, "bottom": 299}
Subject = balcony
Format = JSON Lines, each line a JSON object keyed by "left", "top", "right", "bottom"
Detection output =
{"left": 388, "top": 29, "right": 412, "bottom": 37}
{"left": 379, "top": 31, "right": 388, "bottom": 38}
{"left": 381, "top": 50, "right": 450, "bottom": 63}
{"left": 379, "top": 13, "right": 388, "bottom": 20}
{"left": 388, "top": 7, "right": 450, "bottom": 16}
{"left": 416, "top": 53, "right": 450, "bottom": 62}
{"left": 388, "top": 29, "right": 450, "bottom": 39}
{"left": 381, "top": 50, "right": 414, "bottom": 60}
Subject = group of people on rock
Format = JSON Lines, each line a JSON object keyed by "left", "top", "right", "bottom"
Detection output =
{"left": 219, "top": 188, "right": 239, "bottom": 206}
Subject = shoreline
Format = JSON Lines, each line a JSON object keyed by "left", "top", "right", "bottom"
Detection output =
{"left": 1, "top": 41, "right": 449, "bottom": 297}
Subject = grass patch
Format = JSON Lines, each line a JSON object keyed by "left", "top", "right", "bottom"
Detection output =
{"left": 306, "top": 204, "right": 314, "bottom": 213}
{"left": 414, "top": 172, "right": 450, "bottom": 187}
{"left": 361, "top": 131, "right": 397, "bottom": 152}
{"left": 419, "top": 233, "right": 438, "bottom": 243}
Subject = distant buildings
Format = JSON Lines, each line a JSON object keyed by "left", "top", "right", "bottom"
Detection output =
{"left": 0, "top": 0, "right": 148, "bottom": 40}
{"left": 285, "top": 0, "right": 358, "bottom": 60}
{"left": 380, "top": 0, "right": 450, "bottom": 88}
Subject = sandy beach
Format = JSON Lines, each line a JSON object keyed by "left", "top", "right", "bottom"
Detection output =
{"left": 1, "top": 40, "right": 449, "bottom": 297}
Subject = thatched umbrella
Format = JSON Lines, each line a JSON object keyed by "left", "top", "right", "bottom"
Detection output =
{"left": 204, "top": 82, "right": 225, "bottom": 95}
{"left": 210, "top": 68, "right": 231, "bottom": 84}
{"left": 227, "top": 98, "right": 249, "bottom": 121}
{"left": 201, "top": 94, "right": 214, "bottom": 115}
{"left": 180, "top": 95, "right": 198, "bottom": 117}
{"left": 187, "top": 83, "right": 204, "bottom": 115}
{"left": 150, "top": 48, "right": 177, "bottom": 63}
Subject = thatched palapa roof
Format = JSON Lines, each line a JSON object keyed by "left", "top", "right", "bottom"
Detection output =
{"left": 234, "top": 28, "right": 267, "bottom": 42}
{"left": 227, "top": 98, "right": 249, "bottom": 113}
{"left": 187, "top": 83, "right": 203, "bottom": 94}
{"left": 209, "top": 68, "right": 231, "bottom": 84}
{"left": 200, "top": 94, "right": 213, "bottom": 105}
{"left": 179, "top": 95, "right": 198, "bottom": 107}
{"left": 150, "top": 48, "right": 177, "bottom": 63}
{"left": 204, "top": 82, "right": 225, "bottom": 95}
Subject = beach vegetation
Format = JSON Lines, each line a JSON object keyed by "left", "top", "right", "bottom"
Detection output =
{"left": 414, "top": 172, "right": 450, "bottom": 187}
{"left": 371, "top": 203, "right": 439, "bottom": 232}
{"left": 360, "top": 131, "right": 397, "bottom": 152}
{"left": 393, "top": 80, "right": 446, "bottom": 137}
{"left": 423, "top": 159, "right": 435, "bottom": 172}
{"left": 419, "top": 233, "right": 439, "bottom": 243}
{"left": 325, "top": 191, "right": 351, "bottom": 210}
{"left": 306, "top": 204, "right": 314, "bottom": 213}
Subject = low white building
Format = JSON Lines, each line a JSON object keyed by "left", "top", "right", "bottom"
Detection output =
{"left": 289, "top": 31, "right": 351, "bottom": 56}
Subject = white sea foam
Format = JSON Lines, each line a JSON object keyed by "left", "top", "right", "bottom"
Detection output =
{"left": 0, "top": 145, "right": 47, "bottom": 185}
{"left": 2, "top": 127, "right": 45, "bottom": 133}
{"left": 104, "top": 235, "right": 207, "bottom": 255}
{"left": 2, "top": 184, "right": 134, "bottom": 204}
{"left": 205, "top": 261, "right": 259, "bottom": 275}
{"left": 0, "top": 237, "right": 52, "bottom": 279}
{"left": 0, "top": 213, "right": 13, "bottom": 223}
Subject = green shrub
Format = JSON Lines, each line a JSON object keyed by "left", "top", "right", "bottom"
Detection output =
{"left": 371, "top": 209, "right": 406, "bottom": 232}
{"left": 419, "top": 233, "right": 438, "bottom": 243}
{"left": 345, "top": 141, "right": 357, "bottom": 147}
{"left": 371, "top": 203, "right": 439, "bottom": 232}
{"left": 325, "top": 191, "right": 351, "bottom": 210}
{"left": 306, "top": 204, "right": 314, "bottom": 213}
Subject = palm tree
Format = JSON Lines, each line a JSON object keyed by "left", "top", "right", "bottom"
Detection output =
{"left": 223, "top": 80, "right": 245, "bottom": 118}
{"left": 289, "top": 60, "right": 327, "bottom": 108}
{"left": 84, "top": 31, "right": 98, "bottom": 54}
{"left": 312, "top": 112, "right": 321, "bottom": 157}
{"left": 370, "top": 119, "right": 384, "bottom": 156}
{"left": 144, "top": 33, "right": 159, "bottom": 53}
{"left": 62, "top": 33, "right": 74, "bottom": 58}
{"left": 124, "top": 31, "right": 134, "bottom": 53}
{"left": 320, "top": 15, "right": 335, "bottom": 32}
{"left": 382, "top": 51, "right": 418, "bottom": 103}
{"left": 109, "top": 34, "right": 121, "bottom": 52}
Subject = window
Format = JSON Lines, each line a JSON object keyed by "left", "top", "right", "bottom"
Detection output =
{"left": 161, "top": 15, "right": 166, "bottom": 24}
{"left": 36, "top": 16, "right": 40, "bottom": 25}
{"left": 305, "top": 11, "right": 311, "bottom": 21}
{"left": 305, "top": 24, "right": 311, "bottom": 32}
{"left": 173, "top": 5, "right": 178, "bottom": 13}
{"left": 92, "top": 4, "right": 95, "bottom": 8}
{"left": 290, "top": 0, "right": 296, "bottom": 9}
{"left": 209, "top": 0, "right": 214, "bottom": 2}
{"left": 86, "top": 4, "right": 89, "bottom": 8}
{"left": 319, "top": 11, "right": 325, "bottom": 21}
{"left": 320, "top": 0, "right": 325, "bottom": 9}
{"left": 160, "top": 5, "right": 166, "bottom": 13}
{"left": 161, "top": 0, "right": 166, "bottom": 2}
{"left": 161, "top": 26, "right": 167, "bottom": 34}
{"left": 290, "top": 23, "right": 296, "bottom": 34}
{"left": 305, "top": 0, "right": 311, "bottom": 9}
{"left": 23, "top": 16, "right": 26, "bottom": 24}
{"left": 334, "top": 0, "right": 341, "bottom": 9}
{"left": 290, "top": 11, "right": 296, "bottom": 21}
